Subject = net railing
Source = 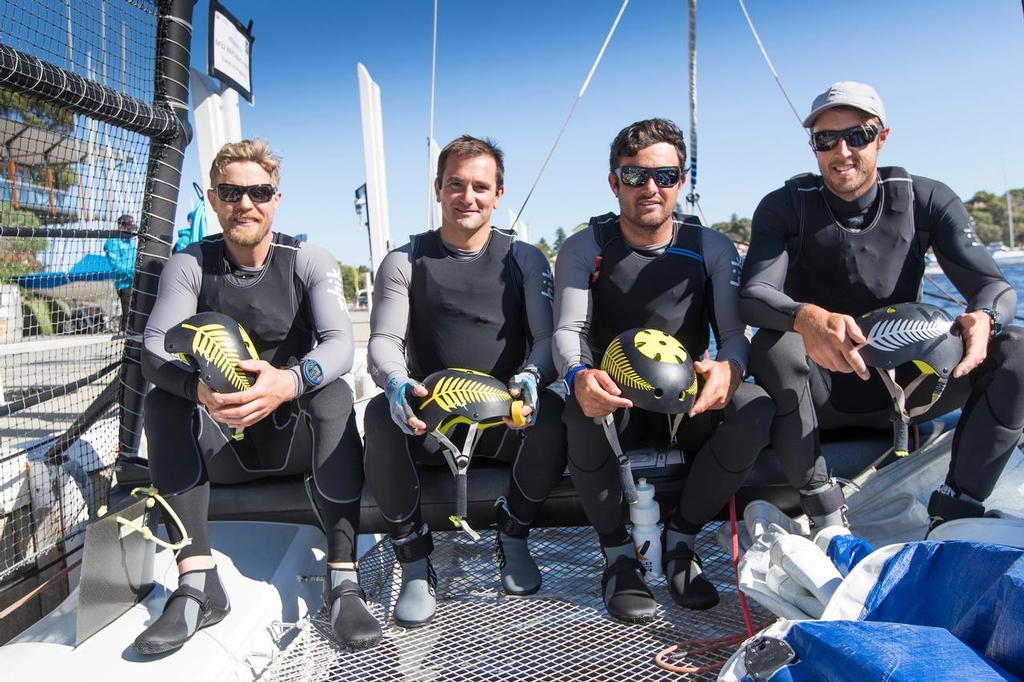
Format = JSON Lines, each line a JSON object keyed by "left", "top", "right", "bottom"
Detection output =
{"left": 0, "top": 0, "right": 191, "bottom": 627}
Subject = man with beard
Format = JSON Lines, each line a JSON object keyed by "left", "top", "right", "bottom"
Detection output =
{"left": 554, "top": 118, "right": 774, "bottom": 622}
{"left": 741, "top": 82, "right": 1024, "bottom": 534}
{"left": 136, "top": 140, "right": 380, "bottom": 653}
{"left": 364, "top": 135, "right": 566, "bottom": 628}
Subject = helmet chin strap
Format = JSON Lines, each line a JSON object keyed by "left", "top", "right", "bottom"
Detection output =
{"left": 600, "top": 413, "right": 639, "bottom": 504}
{"left": 431, "top": 422, "right": 482, "bottom": 540}
{"left": 875, "top": 367, "right": 949, "bottom": 423}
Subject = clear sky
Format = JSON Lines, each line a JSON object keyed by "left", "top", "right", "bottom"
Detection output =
{"left": 175, "top": 1, "right": 1024, "bottom": 267}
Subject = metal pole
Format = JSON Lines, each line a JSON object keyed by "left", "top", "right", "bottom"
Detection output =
{"left": 117, "top": 0, "right": 195, "bottom": 459}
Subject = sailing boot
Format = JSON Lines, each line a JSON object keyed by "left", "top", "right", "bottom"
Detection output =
{"left": 662, "top": 527, "right": 719, "bottom": 610}
{"left": 601, "top": 541, "right": 657, "bottom": 623}
{"left": 494, "top": 497, "right": 541, "bottom": 596}
{"left": 391, "top": 524, "right": 436, "bottom": 628}
{"left": 132, "top": 567, "right": 230, "bottom": 655}
{"left": 800, "top": 480, "right": 848, "bottom": 535}
{"left": 325, "top": 567, "right": 383, "bottom": 650}
{"left": 926, "top": 486, "right": 986, "bottom": 537}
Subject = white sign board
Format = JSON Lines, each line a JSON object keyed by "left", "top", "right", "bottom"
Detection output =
{"left": 209, "top": 1, "right": 254, "bottom": 102}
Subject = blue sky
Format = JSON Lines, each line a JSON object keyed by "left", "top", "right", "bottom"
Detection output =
{"left": 175, "top": 1, "right": 1024, "bottom": 266}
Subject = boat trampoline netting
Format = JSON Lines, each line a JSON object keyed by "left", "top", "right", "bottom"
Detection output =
{"left": 265, "top": 523, "right": 771, "bottom": 682}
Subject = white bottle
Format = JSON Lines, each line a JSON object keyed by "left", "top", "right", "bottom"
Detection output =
{"left": 630, "top": 478, "right": 663, "bottom": 578}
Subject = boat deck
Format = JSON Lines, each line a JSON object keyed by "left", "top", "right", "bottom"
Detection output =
{"left": 266, "top": 522, "right": 770, "bottom": 681}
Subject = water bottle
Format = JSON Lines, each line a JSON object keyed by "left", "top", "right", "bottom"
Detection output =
{"left": 630, "top": 478, "right": 663, "bottom": 578}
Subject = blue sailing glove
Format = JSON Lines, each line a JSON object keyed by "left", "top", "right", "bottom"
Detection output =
{"left": 386, "top": 373, "right": 423, "bottom": 435}
{"left": 508, "top": 368, "right": 541, "bottom": 426}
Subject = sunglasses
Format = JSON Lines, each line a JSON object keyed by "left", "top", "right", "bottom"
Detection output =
{"left": 809, "top": 124, "right": 882, "bottom": 152}
{"left": 613, "top": 165, "right": 684, "bottom": 188}
{"left": 215, "top": 183, "right": 277, "bottom": 203}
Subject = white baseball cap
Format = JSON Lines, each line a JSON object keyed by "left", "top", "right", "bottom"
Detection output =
{"left": 804, "top": 81, "right": 887, "bottom": 128}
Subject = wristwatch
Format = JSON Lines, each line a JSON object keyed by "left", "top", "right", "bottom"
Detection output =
{"left": 977, "top": 308, "right": 1002, "bottom": 339}
{"left": 301, "top": 358, "right": 324, "bottom": 389}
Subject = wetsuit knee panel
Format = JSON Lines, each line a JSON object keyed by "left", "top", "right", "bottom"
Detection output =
{"left": 749, "top": 330, "right": 810, "bottom": 382}
{"left": 303, "top": 379, "right": 353, "bottom": 420}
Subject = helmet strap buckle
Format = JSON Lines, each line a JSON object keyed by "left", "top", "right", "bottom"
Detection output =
{"left": 432, "top": 422, "right": 482, "bottom": 541}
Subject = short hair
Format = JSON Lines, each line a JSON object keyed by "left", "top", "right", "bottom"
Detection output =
{"left": 436, "top": 135, "right": 505, "bottom": 189}
{"left": 609, "top": 118, "right": 687, "bottom": 170}
{"left": 209, "top": 139, "right": 281, "bottom": 187}
{"left": 116, "top": 213, "right": 134, "bottom": 227}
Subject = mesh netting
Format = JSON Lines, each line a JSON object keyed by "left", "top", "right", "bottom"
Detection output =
{"left": 265, "top": 523, "right": 773, "bottom": 682}
{"left": 0, "top": 0, "right": 163, "bottom": 585}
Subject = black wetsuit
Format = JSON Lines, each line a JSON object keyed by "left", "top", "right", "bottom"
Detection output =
{"left": 142, "top": 233, "right": 364, "bottom": 563}
{"left": 741, "top": 168, "right": 1024, "bottom": 502}
{"left": 363, "top": 228, "right": 566, "bottom": 539}
{"left": 554, "top": 214, "right": 775, "bottom": 547}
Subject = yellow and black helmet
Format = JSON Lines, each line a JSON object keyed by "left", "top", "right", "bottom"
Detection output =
{"left": 856, "top": 302, "right": 964, "bottom": 420}
{"left": 164, "top": 312, "right": 258, "bottom": 393}
{"left": 600, "top": 328, "right": 698, "bottom": 414}
{"left": 414, "top": 368, "right": 526, "bottom": 435}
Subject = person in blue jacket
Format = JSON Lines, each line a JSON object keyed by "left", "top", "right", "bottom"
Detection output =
{"left": 103, "top": 213, "right": 137, "bottom": 331}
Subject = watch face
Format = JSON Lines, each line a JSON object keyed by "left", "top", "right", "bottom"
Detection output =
{"left": 302, "top": 359, "right": 324, "bottom": 387}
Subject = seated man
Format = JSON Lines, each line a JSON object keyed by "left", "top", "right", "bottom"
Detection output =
{"left": 740, "top": 82, "right": 1024, "bottom": 533}
{"left": 137, "top": 140, "right": 380, "bottom": 653}
{"left": 554, "top": 118, "right": 774, "bottom": 623}
{"left": 364, "top": 135, "right": 566, "bottom": 627}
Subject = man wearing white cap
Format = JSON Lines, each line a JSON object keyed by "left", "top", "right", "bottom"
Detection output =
{"left": 739, "top": 81, "right": 1024, "bottom": 534}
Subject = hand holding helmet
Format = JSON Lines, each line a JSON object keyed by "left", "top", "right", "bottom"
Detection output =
{"left": 385, "top": 374, "right": 428, "bottom": 436}
{"left": 506, "top": 367, "right": 541, "bottom": 427}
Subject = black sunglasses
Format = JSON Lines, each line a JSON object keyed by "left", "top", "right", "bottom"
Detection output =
{"left": 809, "top": 124, "right": 882, "bottom": 153}
{"left": 613, "top": 165, "right": 685, "bottom": 188}
{"left": 215, "top": 183, "right": 277, "bottom": 203}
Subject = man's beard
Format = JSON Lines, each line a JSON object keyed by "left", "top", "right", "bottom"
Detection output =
{"left": 223, "top": 217, "right": 271, "bottom": 247}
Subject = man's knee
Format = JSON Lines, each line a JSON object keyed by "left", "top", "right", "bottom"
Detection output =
{"left": 730, "top": 382, "right": 776, "bottom": 443}
{"left": 304, "top": 379, "right": 354, "bottom": 420}
{"left": 749, "top": 329, "right": 809, "bottom": 385}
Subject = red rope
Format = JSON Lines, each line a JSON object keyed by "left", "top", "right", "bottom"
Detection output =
{"left": 654, "top": 497, "right": 769, "bottom": 674}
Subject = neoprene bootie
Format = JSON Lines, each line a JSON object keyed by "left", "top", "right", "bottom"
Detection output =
{"left": 800, "top": 480, "right": 848, "bottom": 533}
{"left": 494, "top": 498, "right": 541, "bottom": 596}
{"left": 326, "top": 568, "right": 383, "bottom": 650}
{"left": 132, "top": 567, "right": 230, "bottom": 656}
{"left": 391, "top": 524, "right": 436, "bottom": 627}
{"left": 601, "top": 542, "right": 657, "bottom": 623}
{"left": 663, "top": 527, "right": 719, "bottom": 610}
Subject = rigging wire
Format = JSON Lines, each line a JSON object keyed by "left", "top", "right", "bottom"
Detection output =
{"left": 426, "top": 0, "right": 439, "bottom": 230}
{"left": 736, "top": 0, "right": 805, "bottom": 130}
{"left": 510, "top": 0, "right": 630, "bottom": 231}
{"left": 686, "top": 0, "right": 700, "bottom": 214}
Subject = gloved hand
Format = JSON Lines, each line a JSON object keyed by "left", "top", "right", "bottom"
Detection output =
{"left": 507, "top": 368, "right": 541, "bottom": 426}
{"left": 386, "top": 373, "right": 427, "bottom": 435}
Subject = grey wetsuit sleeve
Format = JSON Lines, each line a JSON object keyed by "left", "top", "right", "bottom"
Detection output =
{"left": 916, "top": 176, "right": 1018, "bottom": 323}
{"left": 702, "top": 228, "right": 750, "bottom": 373}
{"left": 367, "top": 245, "right": 414, "bottom": 387}
{"left": 552, "top": 229, "right": 600, "bottom": 378}
{"left": 142, "top": 248, "right": 203, "bottom": 400}
{"left": 739, "top": 188, "right": 804, "bottom": 331}
{"left": 291, "top": 243, "right": 356, "bottom": 395}
{"left": 513, "top": 242, "right": 557, "bottom": 384}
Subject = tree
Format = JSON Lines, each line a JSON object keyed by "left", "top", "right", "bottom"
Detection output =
{"left": 0, "top": 205, "right": 46, "bottom": 280}
{"left": 712, "top": 213, "right": 752, "bottom": 244}
{"left": 966, "top": 189, "right": 1024, "bottom": 246}
{"left": 535, "top": 238, "right": 553, "bottom": 261}
{"left": 552, "top": 227, "right": 567, "bottom": 253}
{"left": 573, "top": 222, "right": 588, "bottom": 234}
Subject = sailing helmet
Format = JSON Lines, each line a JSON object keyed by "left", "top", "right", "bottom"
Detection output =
{"left": 164, "top": 311, "right": 258, "bottom": 393}
{"left": 600, "top": 328, "right": 698, "bottom": 414}
{"left": 855, "top": 302, "right": 964, "bottom": 421}
{"left": 414, "top": 368, "right": 526, "bottom": 435}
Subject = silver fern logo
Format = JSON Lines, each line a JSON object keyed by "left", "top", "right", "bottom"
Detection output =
{"left": 865, "top": 318, "right": 950, "bottom": 352}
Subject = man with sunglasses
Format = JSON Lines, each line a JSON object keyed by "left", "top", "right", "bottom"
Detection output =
{"left": 741, "top": 81, "right": 1024, "bottom": 535}
{"left": 137, "top": 139, "right": 382, "bottom": 653}
{"left": 554, "top": 118, "right": 774, "bottom": 622}
{"left": 363, "top": 135, "right": 566, "bottom": 628}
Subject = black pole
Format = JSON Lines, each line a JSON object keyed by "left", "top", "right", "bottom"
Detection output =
{"left": 117, "top": 0, "right": 195, "bottom": 459}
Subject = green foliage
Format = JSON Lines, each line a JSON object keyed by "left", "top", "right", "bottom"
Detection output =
{"left": 0, "top": 205, "right": 46, "bottom": 280}
{"left": 337, "top": 262, "right": 360, "bottom": 303}
{"left": 535, "top": 238, "right": 553, "bottom": 261}
{"left": 966, "top": 189, "right": 1024, "bottom": 246}
{"left": 0, "top": 90, "right": 75, "bottom": 133}
{"left": 712, "top": 213, "right": 752, "bottom": 244}
{"left": 573, "top": 222, "right": 588, "bottom": 234}
{"left": 553, "top": 227, "right": 567, "bottom": 253}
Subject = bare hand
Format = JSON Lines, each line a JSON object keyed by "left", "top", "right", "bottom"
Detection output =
{"left": 952, "top": 311, "right": 991, "bottom": 378}
{"left": 794, "top": 304, "right": 870, "bottom": 379}
{"left": 688, "top": 359, "right": 743, "bottom": 417}
{"left": 202, "top": 359, "right": 298, "bottom": 428}
{"left": 574, "top": 368, "right": 632, "bottom": 418}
